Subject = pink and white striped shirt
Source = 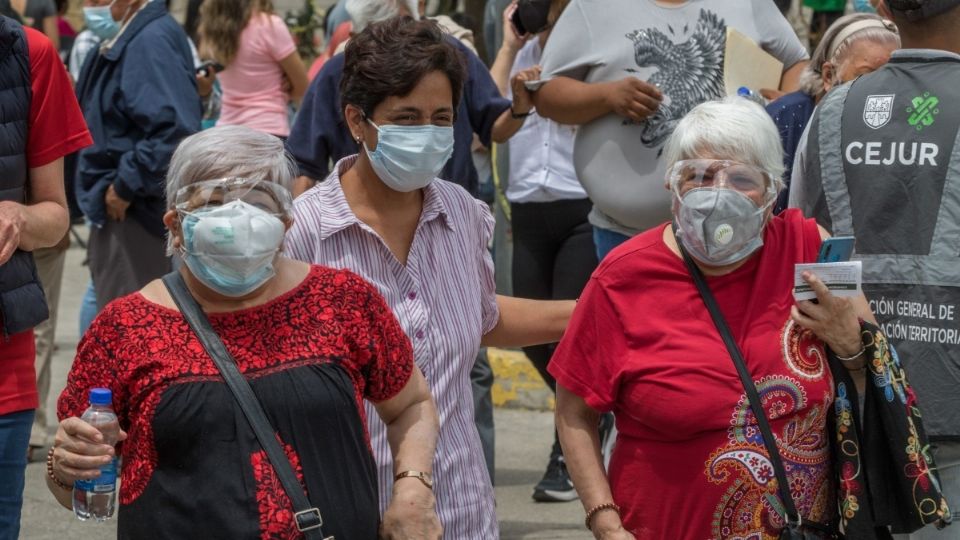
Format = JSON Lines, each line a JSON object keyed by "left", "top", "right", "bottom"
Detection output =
{"left": 285, "top": 156, "right": 500, "bottom": 538}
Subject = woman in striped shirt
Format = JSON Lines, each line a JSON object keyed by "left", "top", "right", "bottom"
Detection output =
{"left": 286, "top": 17, "right": 574, "bottom": 538}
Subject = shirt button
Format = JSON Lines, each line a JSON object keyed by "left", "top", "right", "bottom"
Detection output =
{"left": 408, "top": 291, "right": 417, "bottom": 300}
{"left": 415, "top": 330, "right": 425, "bottom": 340}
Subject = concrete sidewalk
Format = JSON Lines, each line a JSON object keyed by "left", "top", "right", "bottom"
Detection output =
{"left": 18, "top": 233, "right": 582, "bottom": 539}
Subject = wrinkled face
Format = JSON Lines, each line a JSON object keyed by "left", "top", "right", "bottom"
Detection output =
{"left": 822, "top": 38, "right": 897, "bottom": 93}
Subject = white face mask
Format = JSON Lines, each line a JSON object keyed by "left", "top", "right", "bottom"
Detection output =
{"left": 180, "top": 200, "right": 285, "bottom": 297}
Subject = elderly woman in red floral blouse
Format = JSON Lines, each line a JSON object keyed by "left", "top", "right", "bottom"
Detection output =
{"left": 45, "top": 125, "right": 442, "bottom": 540}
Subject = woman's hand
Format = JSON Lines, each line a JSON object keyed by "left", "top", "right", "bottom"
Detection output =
{"left": 51, "top": 417, "right": 127, "bottom": 485}
{"left": 379, "top": 481, "right": 441, "bottom": 540}
{"left": 501, "top": 1, "right": 532, "bottom": 51}
{"left": 791, "top": 271, "right": 863, "bottom": 359}
{"left": 510, "top": 66, "right": 541, "bottom": 115}
{"left": 196, "top": 66, "right": 216, "bottom": 98}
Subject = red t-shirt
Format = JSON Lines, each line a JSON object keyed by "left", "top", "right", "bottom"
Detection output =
{"left": 0, "top": 27, "right": 92, "bottom": 416}
{"left": 550, "top": 209, "right": 835, "bottom": 539}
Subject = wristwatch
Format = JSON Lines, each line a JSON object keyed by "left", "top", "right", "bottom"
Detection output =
{"left": 394, "top": 470, "right": 433, "bottom": 490}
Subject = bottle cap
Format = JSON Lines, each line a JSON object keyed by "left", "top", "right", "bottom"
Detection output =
{"left": 737, "top": 86, "right": 751, "bottom": 97}
{"left": 89, "top": 388, "right": 112, "bottom": 406}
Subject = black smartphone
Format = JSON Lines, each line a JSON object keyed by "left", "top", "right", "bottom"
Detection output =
{"left": 196, "top": 60, "right": 224, "bottom": 77}
{"left": 510, "top": 7, "right": 528, "bottom": 38}
{"left": 817, "top": 236, "right": 856, "bottom": 263}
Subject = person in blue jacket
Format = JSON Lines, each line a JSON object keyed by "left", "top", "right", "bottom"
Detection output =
{"left": 74, "top": 0, "right": 201, "bottom": 310}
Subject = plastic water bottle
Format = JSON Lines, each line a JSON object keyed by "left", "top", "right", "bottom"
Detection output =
{"left": 73, "top": 388, "right": 120, "bottom": 521}
{"left": 737, "top": 86, "right": 766, "bottom": 106}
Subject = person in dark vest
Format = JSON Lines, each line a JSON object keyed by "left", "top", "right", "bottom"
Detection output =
{"left": 791, "top": 0, "right": 960, "bottom": 536}
{"left": 0, "top": 14, "right": 91, "bottom": 539}
{"left": 74, "top": 0, "right": 201, "bottom": 312}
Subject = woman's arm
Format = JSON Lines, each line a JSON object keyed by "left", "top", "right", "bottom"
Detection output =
{"left": 490, "top": 67, "right": 540, "bottom": 143}
{"left": 556, "top": 385, "right": 634, "bottom": 540}
{"left": 278, "top": 51, "right": 308, "bottom": 104}
{"left": 489, "top": 2, "right": 526, "bottom": 97}
{"left": 373, "top": 366, "right": 442, "bottom": 540}
{"left": 0, "top": 157, "right": 69, "bottom": 264}
{"left": 779, "top": 60, "right": 807, "bottom": 92}
{"left": 42, "top": 14, "right": 59, "bottom": 51}
{"left": 480, "top": 295, "right": 575, "bottom": 347}
{"left": 532, "top": 76, "right": 662, "bottom": 126}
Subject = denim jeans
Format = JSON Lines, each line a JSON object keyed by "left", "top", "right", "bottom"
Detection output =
{"left": 592, "top": 226, "right": 633, "bottom": 261}
{"left": 0, "top": 409, "right": 35, "bottom": 540}
{"left": 79, "top": 280, "right": 98, "bottom": 336}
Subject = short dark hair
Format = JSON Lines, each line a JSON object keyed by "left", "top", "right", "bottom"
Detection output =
{"left": 340, "top": 17, "right": 467, "bottom": 118}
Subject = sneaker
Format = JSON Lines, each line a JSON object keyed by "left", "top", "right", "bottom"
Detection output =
{"left": 532, "top": 448, "right": 578, "bottom": 502}
{"left": 599, "top": 412, "right": 617, "bottom": 471}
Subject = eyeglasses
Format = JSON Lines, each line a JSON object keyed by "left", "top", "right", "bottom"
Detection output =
{"left": 667, "top": 159, "right": 772, "bottom": 197}
{"left": 174, "top": 178, "right": 293, "bottom": 216}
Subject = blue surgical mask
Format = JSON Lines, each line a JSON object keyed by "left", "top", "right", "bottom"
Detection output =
{"left": 363, "top": 119, "right": 454, "bottom": 192}
{"left": 180, "top": 200, "right": 286, "bottom": 297}
{"left": 83, "top": 2, "right": 120, "bottom": 40}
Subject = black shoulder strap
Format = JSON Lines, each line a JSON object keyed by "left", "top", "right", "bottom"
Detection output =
{"left": 162, "top": 271, "right": 332, "bottom": 539}
{"left": 673, "top": 230, "right": 803, "bottom": 527}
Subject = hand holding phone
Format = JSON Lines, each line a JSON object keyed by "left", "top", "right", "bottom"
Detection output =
{"left": 196, "top": 60, "right": 224, "bottom": 78}
{"left": 817, "top": 236, "right": 856, "bottom": 263}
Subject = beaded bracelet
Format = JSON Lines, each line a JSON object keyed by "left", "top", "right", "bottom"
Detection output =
{"left": 46, "top": 447, "right": 73, "bottom": 491}
{"left": 584, "top": 502, "right": 620, "bottom": 531}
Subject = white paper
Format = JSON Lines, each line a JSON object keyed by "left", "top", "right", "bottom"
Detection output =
{"left": 793, "top": 262, "right": 863, "bottom": 301}
{"left": 723, "top": 27, "right": 784, "bottom": 97}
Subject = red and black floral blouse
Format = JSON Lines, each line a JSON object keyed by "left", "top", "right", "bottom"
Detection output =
{"left": 58, "top": 265, "right": 413, "bottom": 539}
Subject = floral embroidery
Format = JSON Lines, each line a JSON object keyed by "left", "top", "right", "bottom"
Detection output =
{"left": 707, "top": 320, "right": 834, "bottom": 539}
{"left": 57, "top": 266, "right": 413, "bottom": 507}
{"left": 251, "top": 438, "right": 306, "bottom": 540}
{"left": 781, "top": 319, "right": 826, "bottom": 381}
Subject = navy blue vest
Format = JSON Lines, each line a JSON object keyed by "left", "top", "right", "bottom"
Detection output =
{"left": 0, "top": 16, "right": 49, "bottom": 337}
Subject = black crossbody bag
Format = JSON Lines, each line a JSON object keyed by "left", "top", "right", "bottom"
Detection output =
{"left": 676, "top": 237, "right": 840, "bottom": 539}
{"left": 162, "top": 272, "right": 333, "bottom": 540}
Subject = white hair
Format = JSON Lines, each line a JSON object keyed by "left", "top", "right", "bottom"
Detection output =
{"left": 662, "top": 97, "right": 786, "bottom": 198}
{"left": 164, "top": 125, "right": 297, "bottom": 253}
{"left": 798, "top": 13, "right": 900, "bottom": 98}
{"left": 346, "top": 0, "right": 420, "bottom": 32}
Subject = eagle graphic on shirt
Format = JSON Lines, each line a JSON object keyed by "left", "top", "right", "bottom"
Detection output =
{"left": 625, "top": 9, "right": 727, "bottom": 148}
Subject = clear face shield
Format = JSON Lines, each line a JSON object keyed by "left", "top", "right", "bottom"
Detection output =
{"left": 667, "top": 159, "right": 776, "bottom": 203}
{"left": 174, "top": 178, "right": 293, "bottom": 218}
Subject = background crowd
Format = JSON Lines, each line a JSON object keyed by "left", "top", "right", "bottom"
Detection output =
{"left": 0, "top": 0, "right": 958, "bottom": 538}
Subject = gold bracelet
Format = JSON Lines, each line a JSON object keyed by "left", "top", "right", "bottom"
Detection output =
{"left": 394, "top": 470, "right": 433, "bottom": 490}
{"left": 46, "top": 447, "right": 73, "bottom": 491}
{"left": 584, "top": 502, "right": 620, "bottom": 531}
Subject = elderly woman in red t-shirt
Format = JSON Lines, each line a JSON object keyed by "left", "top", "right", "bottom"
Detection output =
{"left": 549, "top": 97, "right": 875, "bottom": 540}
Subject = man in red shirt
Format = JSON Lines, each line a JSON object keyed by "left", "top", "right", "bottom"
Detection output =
{"left": 0, "top": 15, "right": 91, "bottom": 539}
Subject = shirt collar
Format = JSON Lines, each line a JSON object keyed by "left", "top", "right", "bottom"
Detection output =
{"left": 890, "top": 49, "right": 960, "bottom": 63}
{"left": 316, "top": 155, "right": 455, "bottom": 241}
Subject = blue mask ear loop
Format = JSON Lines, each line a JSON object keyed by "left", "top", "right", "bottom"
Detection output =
{"left": 359, "top": 112, "right": 381, "bottom": 154}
